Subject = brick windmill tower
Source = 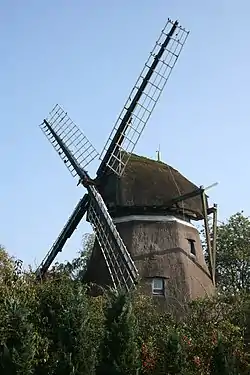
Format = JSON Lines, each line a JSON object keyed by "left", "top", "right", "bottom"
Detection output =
{"left": 36, "top": 19, "right": 217, "bottom": 305}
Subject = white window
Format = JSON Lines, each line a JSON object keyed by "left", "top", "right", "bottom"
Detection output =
{"left": 152, "top": 278, "right": 164, "bottom": 296}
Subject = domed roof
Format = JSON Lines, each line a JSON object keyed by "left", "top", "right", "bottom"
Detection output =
{"left": 98, "top": 153, "right": 206, "bottom": 220}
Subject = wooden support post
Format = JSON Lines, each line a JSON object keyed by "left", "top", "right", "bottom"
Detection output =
{"left": 200, "top": 186, "right": 215, "bottom": 285}
{"left": 212, "top": 203, "right": 217, "bottom": 287}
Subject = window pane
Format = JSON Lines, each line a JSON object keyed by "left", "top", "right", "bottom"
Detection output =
{"left": 153, "top": 278, "right": 163, "bottom": 290}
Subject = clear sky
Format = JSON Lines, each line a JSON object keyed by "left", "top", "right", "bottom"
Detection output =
{"left": 1, "top": 0, "right": 250, "bottom": 267}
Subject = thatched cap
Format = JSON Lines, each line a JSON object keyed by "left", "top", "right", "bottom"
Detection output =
{"left": 98, "top": 153, "right": 206, "bottom": 220}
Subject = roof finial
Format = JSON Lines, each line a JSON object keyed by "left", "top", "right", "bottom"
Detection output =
{"left": 156, "top": 144, "right": 161, "bottom": 162}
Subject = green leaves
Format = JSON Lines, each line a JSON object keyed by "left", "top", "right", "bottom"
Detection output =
{"left": 215, "top": 212, "right": 250, "bottom": 294}
{"left": 0, "top": 224, "right": 250, "bottom": 374}
{"left": 54, "top": 233, "right": 94, "bottom": 280}
{"left": 97, "top": 290, "right": 140, "bottom": 375}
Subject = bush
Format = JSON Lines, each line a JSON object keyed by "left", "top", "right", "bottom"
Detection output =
{"left": 0, "top": 246, "right": 249, "bottom": 374}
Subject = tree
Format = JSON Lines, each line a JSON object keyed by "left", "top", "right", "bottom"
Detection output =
{"left": 0, "top": 243, "right": 249, "bottom": 373}
{"left": 96, "top": 290, "right": 140, "bottom": 375}
{"left": 0, "top": 245, "right": 23, "bottom": 284}
{"left": 54, "top": 233, "right": 95, "bottom": 280}
{"left": 214, "top": 212, "right": 250, "bottom": 294}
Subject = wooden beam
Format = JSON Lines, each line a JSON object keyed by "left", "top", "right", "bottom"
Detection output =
{"left": 164, "top": 187, "right": 203, "bottom": 207}
{"left": 212, "top": 203, "right": 218, "bottom": 287}
{"left": 200, "top": 187, "right": 215, "bottom": 285}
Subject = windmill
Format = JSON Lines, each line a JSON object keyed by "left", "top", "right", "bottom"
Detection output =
{"left": 36, "top": 19, "right": 190, "bottom": 292}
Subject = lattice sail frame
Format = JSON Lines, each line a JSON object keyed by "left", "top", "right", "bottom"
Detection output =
{"left": 88, "top": 185, "right": 138, "bottom": 291}
{"left": 40, "top": 104, "right": 99, "bottom": 177}
{"left": 100, "top": 19, "right": 189, "bottom": 177}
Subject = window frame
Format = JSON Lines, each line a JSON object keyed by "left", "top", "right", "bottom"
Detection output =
{"left": 152, "top": 277, "right": 165, "bottom": 296}
{"left": 187, "top": 238, "right": 196, "bottom": 256}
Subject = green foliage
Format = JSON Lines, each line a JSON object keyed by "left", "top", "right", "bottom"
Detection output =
{"left": 0, "top": 263, "right": 249, "bottom": 374}
{"left": 34, "top": 275, "right": 104, "bottom": 374}
{"left": 1, "top": 210, "right": 250, "bottom": 374}
{"left": 54, "top": 233, "right": 94, "bottom": 280}
{"left": 201, "top": 211, "right": 250, "bottom": 294}
{"left": 97, "top": 290, "right": 140, "bottom": 375}
{"left": 215, "top": 212, "right": 250, "bottom": 294}
{"left": 0, "top": 249, "right": 104, "bottom": 374}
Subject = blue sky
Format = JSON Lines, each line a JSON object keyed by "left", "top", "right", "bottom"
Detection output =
{"left": 1, "top": 0, "right": 250, "bottom": 267}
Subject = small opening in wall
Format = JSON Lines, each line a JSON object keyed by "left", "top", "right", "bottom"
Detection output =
{"left": 152, "top": 278, "right": 164, "bottom": 296}
{"left": 187, "top": 238, "right": 196, "bottom": 256}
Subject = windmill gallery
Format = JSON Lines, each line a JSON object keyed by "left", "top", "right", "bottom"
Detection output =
{"left": 36, "top": 19, "right": 217, "bottom": 306}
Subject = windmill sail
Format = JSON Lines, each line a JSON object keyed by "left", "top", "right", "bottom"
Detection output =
{"left": 40, "top": 104, "right": 99, "bottom": 178}
{"left": 36, "top": 194, "right": 89, "bottom": 279}
{"left": 39, "top": 111, "right": 138, "bottom": 289}
{"left": 97, "top": 19, "right": 189, "bottom": 178}
{"left": 88, "top": 185, "right": 138, "bottom": 290}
